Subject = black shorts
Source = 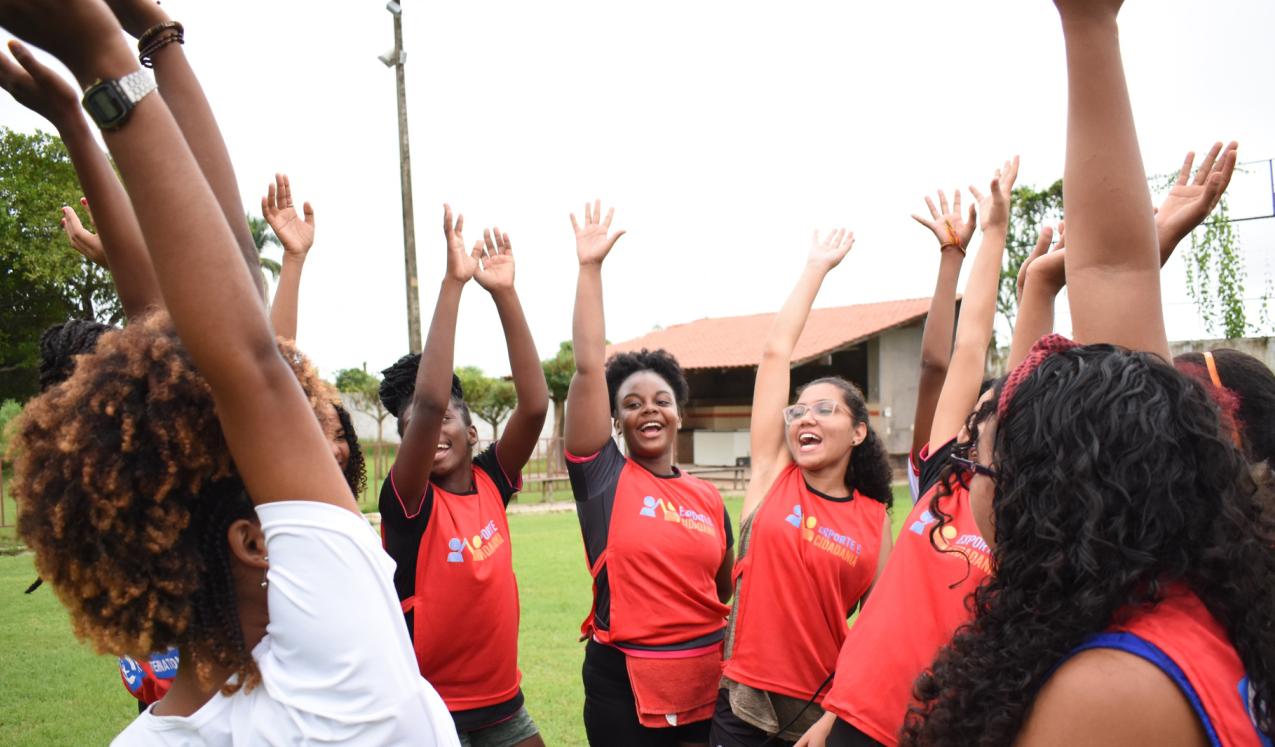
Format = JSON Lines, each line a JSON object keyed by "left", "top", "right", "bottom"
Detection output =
{"left": 708, "top": 688, "right": 794, "bottom": 747}
{"left": 582, "top": 639, "right": 712, "bottom": 746}
{"left": 827, "top": 718, "right": 886, "bottom": 747}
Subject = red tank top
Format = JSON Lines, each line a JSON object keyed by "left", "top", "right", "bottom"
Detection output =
{"left": 724, "top": 464, "right": 887, "bottom": 701}
{"left": 583, "top": 459, "right": 730, "bottom": 648}
{"left": 1078, "top": 588, "right": 1270, "bottom": 746}
{"left": 822, "top": 478, "right": 990, "bottom": 746}
{"left": 407, "top": 466, "right": 521, "bottom": 711}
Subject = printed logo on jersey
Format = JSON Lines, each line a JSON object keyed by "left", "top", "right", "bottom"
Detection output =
{"left": 907, "top": 506, "right": 993, "bottom": 575}
{"left": 445, "top": 519, "right": 506, "bottom": 563}
{"left": 638, "top": 495, "right": 717, "bottom": 537}
{"left": 786, "top": 504, "right": 864, "bottom": 566}
{"left": 119, "top": 656, "right": 144, "bottom": 693}
{"left": 1238, "top": 676, "right": 1274, "bottom": 746}
{"left": 149, "top": 648, "right": 179, "bottom": 680}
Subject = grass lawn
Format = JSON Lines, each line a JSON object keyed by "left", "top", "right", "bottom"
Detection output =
{"left": 0, "top": 486, "right": 913, "bottom": 745}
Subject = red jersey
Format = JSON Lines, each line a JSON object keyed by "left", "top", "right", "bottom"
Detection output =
{"left": 823, "top": 472, "right": 989, "bottom": 746}
{"left": 567, "top": 440, "right": 732, "bottom": 649}
{"left": 382, "top": 448, "right": 522, "bottom": 713}
{"left": 1068, "top": 588, "right": 1271, "bottom": 746}
{"left": 724, "top": 464, "right": 887, "bottom": 702}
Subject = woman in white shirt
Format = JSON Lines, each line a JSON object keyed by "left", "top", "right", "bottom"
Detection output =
{"left": 2, "top": 1, "right": 457, "bottom": 744}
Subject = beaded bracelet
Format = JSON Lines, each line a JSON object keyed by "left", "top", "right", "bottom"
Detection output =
{"left": 137, "top": 20, "right": 183, "bottom": 50}
{"left": 140, "top": 31, "right": 184, "bottom": 67}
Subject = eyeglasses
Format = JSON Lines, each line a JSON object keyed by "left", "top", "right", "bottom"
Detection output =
{"left": 948, "top": 452, "right": 998, "bottom": 480}
{"left": 782, "top": 400, "right": 846, "bottom": 425}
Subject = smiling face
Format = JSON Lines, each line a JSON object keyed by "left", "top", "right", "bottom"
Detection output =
{"left": 786, "top": 381, "right": 866, "bottom": 473}
{"left": 432, "top": 400, "right": 477, "bottom": 477}
{"left": 614, "top": 370, "right": 681, "bottom": 460}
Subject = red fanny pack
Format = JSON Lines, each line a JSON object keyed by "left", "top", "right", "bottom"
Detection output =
{"left": 619, "top": 642, "right": 722, "bottom": 729}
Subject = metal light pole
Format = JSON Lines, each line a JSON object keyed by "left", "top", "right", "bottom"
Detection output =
{"left": 380, "top": 0, "right": 422, "bottom": 353}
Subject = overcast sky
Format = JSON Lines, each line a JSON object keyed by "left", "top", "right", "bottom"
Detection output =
{"left": 3, "top": 0, "right": 1274, "bottom": 379}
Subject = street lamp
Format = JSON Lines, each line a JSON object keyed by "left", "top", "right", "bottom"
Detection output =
{"left": 381, "top": 0, "right": 422, "bottom": 354}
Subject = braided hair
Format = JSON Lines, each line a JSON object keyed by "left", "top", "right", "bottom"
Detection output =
{"left": 378, "top": 353, "right": 468, "bottom": 433}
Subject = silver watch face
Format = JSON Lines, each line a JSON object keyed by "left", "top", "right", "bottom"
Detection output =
{"left": 84, "top": 81, "right": 130, "bottom": 129}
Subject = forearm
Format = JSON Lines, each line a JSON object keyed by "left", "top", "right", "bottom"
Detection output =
{"left": 1008, "top": 282, "right": 1060, "bottom": 369}
{"left": 953, "top": 226, "right": 1006, "bottom": 349}
{"left": 57, "top": 115, "right": 161, "bottom": 319}
{"left": 768, "top": 264, "right": 828, "bottom": 356}
{"left": 269, "top": 255, "right": 304, "bottom": 340}
{"left": 413, "top": 279, "right": 465, "bottom": 414}
{"left": 912, "top": 250, "right": 964, "bottom": 455}
{"left": 147, "top": 40, "right": 265, "bottom": 300}
{"left": 572, "top": 264, "right": 607, "bottom": 374}
{"left": 493, "top": 288, "right": 549, "bottom": 414}
{"left": 1061, "top": 15, "right": 1157, "bottom": 276}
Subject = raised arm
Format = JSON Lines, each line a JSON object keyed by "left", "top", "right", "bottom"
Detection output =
{"left": 928, "top": 158, "right": 1018, "bottom": 448}
{"left": 909, "top": 189, "right": 975, "bottom": 457}
{"left": 0, "top": 40, "right": 160, "bottom": 319}
{"left": 1008, "top": 226, "right": 1065, "bottom": 369}
{"left": 262, "top": 173, "right": 315, "bottom": 341}
{"left": 103, "top": 0, "right": 266, "bottom": 299}
{"left": 1055, "top": 0, "right": 1166, "bottom": 359}
{"left": 1, "top": 2, "right": 351, "bottom": 510}
{"left": 743, "top": 229, "right": 855, "bottom": 519}
{"left": 472, "top": 227, "right": 550, "bottom": 480}
{"left": 1155, "top": 142, "right": 1238, "bottom": 264}
{"left": 391, "top": 205, "right": 477, "bottom": 510}
{"left": 564, "top": 200, "right": 626, "bottom": 456}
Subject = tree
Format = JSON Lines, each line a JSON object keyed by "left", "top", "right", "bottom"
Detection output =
{"left": 0, "top": 127, "right": 120, "bottom": 400}
{"left": 541, "top": 341, "right": 574, "bottom": 472}
{"left": 998, "top": 180, "right": 1064, "bottom": 343}
{"left": 456, "top": 365, "right": 517, "bottom": 441}
{"left": 335, "top": 364, "right": 391, "bottom": 496}
{"left": 248, "top": 215, "right": 282, "bottom": 281}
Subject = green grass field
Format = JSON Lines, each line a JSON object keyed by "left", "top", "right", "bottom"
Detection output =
{"left": 0, "top": 487, "right": 912, "bottom": 745}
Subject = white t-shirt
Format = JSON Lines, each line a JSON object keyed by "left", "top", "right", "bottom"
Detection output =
{"left": 112, "top": 500, "right": 459, "bottom": 746}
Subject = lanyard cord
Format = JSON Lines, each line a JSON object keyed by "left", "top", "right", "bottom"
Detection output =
{"left": 757, "top": 669, "right": 837, "bottom": 747}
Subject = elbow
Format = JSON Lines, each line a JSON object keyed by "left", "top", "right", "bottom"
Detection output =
{"left": 918, "top": 353, "right": 949, "bottom": 377}
{"left": 760, "top": 346, "right": 791, "bottom": 366}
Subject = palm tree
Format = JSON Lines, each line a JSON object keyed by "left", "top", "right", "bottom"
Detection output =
{"left": 248, "top": 215, "right": 282, "bottom": 280}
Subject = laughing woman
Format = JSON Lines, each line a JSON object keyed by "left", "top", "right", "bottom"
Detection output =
{"left": 565, "top": 201, "right": 735, "bottom": 747}
{"left": 710, "top": 229, "right": 894, "bottom": 747}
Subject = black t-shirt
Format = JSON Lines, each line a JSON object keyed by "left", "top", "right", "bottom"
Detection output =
{"left": 567, "top": 440, "right": 734, "bottom": 637}
{"left": 917, "top": 437, "right": 958, "bottom": 498}
{"left": 377, "top": 442, "right": 523, "bottom": 730}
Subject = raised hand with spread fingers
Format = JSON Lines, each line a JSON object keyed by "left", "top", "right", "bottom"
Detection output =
{"left": 262, "top": 173, "right": 316, "bottom": 340}
{"left": 473, "top": 228, "right": 515, "bottom": 294}
{"left": 571, "top": 199, "right": 627, "bottom": 267}
{"left": 1155, "top": 142, "right": 1238, "bottom": 262}
{"left": 911, "top": 188, "right": 977, "bottom": 256}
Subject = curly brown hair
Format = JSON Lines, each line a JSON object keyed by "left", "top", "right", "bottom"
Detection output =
{"left": 13, "top": 314, "right": 335, "bottom": 692}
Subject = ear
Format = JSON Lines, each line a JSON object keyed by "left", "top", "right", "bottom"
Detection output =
{"left": 467, "top": 423, "right": 479, "bottom": 446}
{"left": 226, "top": 518, "right": 268, "bottom": 571}
{"left": 853, "top": 421, "right": 869, "bottom": 446}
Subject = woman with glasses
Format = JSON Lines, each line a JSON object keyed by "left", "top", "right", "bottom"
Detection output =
{"left": 710, "top": 229, "right": 894, "bottom": 747}
{"left": 796, "top": 158, "right": 1018, "bottom": 747}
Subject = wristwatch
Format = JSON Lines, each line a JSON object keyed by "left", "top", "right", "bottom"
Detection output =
{"left": 81, "top": 69, "right": 157, "bottom": 131}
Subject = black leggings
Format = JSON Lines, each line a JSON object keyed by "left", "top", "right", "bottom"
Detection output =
{"left": 582, "top": 639, "right": 711, "bottom": 746}
{"left": 827, "top": 718, "right": 886, "bottom": 747}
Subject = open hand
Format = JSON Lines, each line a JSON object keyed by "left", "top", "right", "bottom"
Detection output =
{"left": 443, "top": 204, "right": 478, "bottom": 283}
{"left": 60, "top": 202, "right": 106, "bottom": 266}
{"left": 571, "top": 199, "right": 625, "bottom": 266}
{"left": 911, "top": 188, "right": 976, "bottom": 254}
{"left": 262, "top": 173, "right": 315, "bottom": 260}
{"left": 808, "top": 228, "right": 855, "bottom": 272}
{"left": 1155, "top": 142, "right": 1237, "bottom": 260}
{"left": 970, "top": 156, "right": 1020, "bottom": 232}
{"left": 473, "top": 228, "right": 515, "bottom": 293}
{"left": 0, "top": 40, "right": 80, "bottom": 125}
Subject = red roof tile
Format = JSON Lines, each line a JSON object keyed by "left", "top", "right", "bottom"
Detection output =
{"left": 607, "top": 297, "right": 935, "bottom": 370}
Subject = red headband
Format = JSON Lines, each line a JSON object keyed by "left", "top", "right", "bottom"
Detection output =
{"left": 997, "top": 333, "right": 1081, "bottom": 420}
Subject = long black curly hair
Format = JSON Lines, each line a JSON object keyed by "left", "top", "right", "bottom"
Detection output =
{"left": 333, "top": 402, "right": 367, "bottom": 496}
{"left": 796, "top": 376, "right": 893, "bottom": 507}
{"left": 903, "top": 345, "right": 1275, "bottom": 745}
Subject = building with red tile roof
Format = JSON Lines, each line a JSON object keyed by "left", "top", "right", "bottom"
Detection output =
{"left": 606, "top": 297, "right": 945, "bottom": 467}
